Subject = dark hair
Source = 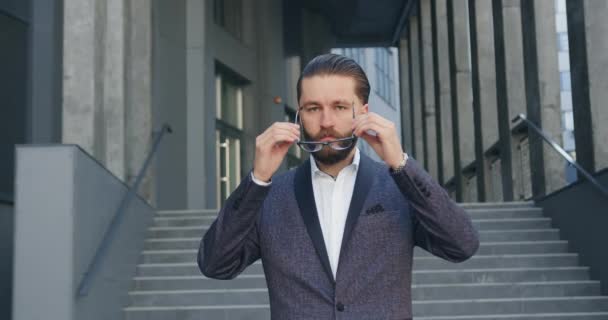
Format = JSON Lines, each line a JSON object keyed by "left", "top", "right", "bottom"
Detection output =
{"left": 296, "top": 53, "right": 370, "bottom": 105}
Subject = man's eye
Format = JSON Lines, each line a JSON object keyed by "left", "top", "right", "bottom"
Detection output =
{"left": 307, "top": 107, "right": 320, "bottom": 112}
{"left": 337, "top": 105, "right": 348, "bottom": 110}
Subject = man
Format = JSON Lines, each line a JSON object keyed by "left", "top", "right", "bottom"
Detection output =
{"left": 198, "top": 53, "right": 479, "bottom": 319}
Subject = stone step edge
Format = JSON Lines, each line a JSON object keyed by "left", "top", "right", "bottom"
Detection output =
{"left": 128, "top": 280, "right": 600, "bottom": 295}
{"left": 132, "top": 266, "right": 590, "bottom": 281}
{"left": 416, "top": 312, "right": 608, "bottom": 319}
{"left": 154, "top": 202, "right": 535, "bottom": 215}
{"left": 135, "top": 264, "right": 588, "bottom": 272}
{"left": 142, "top": 240, "right": 568, "bottom": 247}
{"left": 138, "top": 251, "right": 578, "bottom": 260}
{"left": 125, "top": 297, "right": 608, "bottom": 312}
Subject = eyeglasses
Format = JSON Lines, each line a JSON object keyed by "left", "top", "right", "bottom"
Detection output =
{"left": 294, "top": 102, "right": 356, "bottom": 153}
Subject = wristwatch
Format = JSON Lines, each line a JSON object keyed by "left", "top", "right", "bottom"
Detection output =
{"left": 390, "top": 153, "right": 409, "bottom": 174}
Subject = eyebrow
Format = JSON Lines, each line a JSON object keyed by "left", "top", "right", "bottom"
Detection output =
{"left": 300, "top": 100, "right": 352, "bottom": 108}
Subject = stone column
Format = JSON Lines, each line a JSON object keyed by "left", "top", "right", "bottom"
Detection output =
{"left": 103, "top": 0, "right": 126, "bottom": 180}
{"left": 185, "top": 0, "right": 208, "bottom": 209}
{"left": 503, "top": 0, "right": 526, "bottom": 200}
{"left": 435, "top": 0, "right": 454, "bottom": 184}
{"left": 409, "top": 15, "right": 425, "bottom": 164}
{"left": 581, "top": 1, "right": 608, "bottom": 170}
{"left": 125, "top": 0, "right": 153, "bottom": 200}
{"left": 491, "top": 0, "right": 514, "bottom": 201}
{"left": 421, "top": 0, "right": 438, "bottom": 179}
{"left": 398, "top": 38, "right": 414, "bottom": 154}
{"left": 448, "top": 0, "right": 475, "bottom": 201}
{"left": 520, "top": 0, "right": 565, "bottom": 196}
{"left": 62, "top": 0, "right": 98, "bottom": 155}
{"left": 474, "top": 0, "right": 499, "bottom": 201}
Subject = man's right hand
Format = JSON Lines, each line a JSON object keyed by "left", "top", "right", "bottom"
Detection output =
{"left": 252, "top": 122, "right": 301, "bottom": 182}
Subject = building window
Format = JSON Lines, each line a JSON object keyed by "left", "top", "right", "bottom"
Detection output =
{"left": 343, "top": 48, "right": 365, "bottom": 66}
{"left": 214, "top": 0, "right": 242, "bottom": 40}
{"left": 374, "top": 48, "right": 395, "bottom": 107}
{"left": 216, "top": 72, "right": 244, "bottom": 206}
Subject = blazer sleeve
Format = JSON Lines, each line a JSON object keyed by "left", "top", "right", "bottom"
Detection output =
{"left": 198, "top": 172, "right": 270, "bottom": 279}
{"left": 390, "top": 158, "right": 480, "bottom": 262}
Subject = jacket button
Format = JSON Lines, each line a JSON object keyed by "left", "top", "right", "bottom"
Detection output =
{"left": 336, "top": 302, "right": 345, "bottom": 312}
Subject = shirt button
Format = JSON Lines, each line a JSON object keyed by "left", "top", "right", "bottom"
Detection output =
{"left": 336, "top": 302, "right": 345, "bottom": 312}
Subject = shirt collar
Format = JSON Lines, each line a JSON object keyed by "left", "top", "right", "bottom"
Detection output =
{"left": 310, "top": 148, "right": 360, "bottom": 177}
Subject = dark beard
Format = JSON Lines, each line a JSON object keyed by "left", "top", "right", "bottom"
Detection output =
{"left": 303, "top": 128, "right": 358, "bottom": 166}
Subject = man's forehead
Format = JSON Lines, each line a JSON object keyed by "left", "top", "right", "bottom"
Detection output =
{"left": 299, "top": 75, "right": 358, "bottom": 106}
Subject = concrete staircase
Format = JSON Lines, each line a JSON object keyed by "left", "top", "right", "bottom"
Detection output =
{"left": 124, "top": 202, "right": 608, "bottom": 319}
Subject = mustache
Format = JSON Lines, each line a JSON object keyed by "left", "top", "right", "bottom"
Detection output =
{"left": 305, "top": 129, "right": 352, "bottom": 141}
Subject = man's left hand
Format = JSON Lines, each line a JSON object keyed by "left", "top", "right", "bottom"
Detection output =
{"left": 352, "top": 112, "right": 404, "bottom": 169}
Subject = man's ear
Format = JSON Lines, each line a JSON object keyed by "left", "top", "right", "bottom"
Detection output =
{"left": 361, "top": 103, "right": 369, "bottom": 114}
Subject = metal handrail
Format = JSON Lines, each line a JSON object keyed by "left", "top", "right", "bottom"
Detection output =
{"left": 512, "top": 114, "right": 608, "bottom": 198}
{"left": 76, "top": 123, "right": 173, "bottom": 297}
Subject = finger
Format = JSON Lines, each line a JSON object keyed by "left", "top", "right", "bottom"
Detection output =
{"left": 258, "top": 126, "right": 299, "bottom": 147}
{"left": 353, "top": 121, "right": 388, "bottom": 138}
{"left": 354, "top": 112, "right": 391, "bottom": 129}
{"left": 267, "top": 133, "right": 299, "bottom": 147}
{"left": 269, "top": 122, "right": 301, "bottom": 135}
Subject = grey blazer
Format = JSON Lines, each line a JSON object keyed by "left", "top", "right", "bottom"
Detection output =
{"left": 198, "top": 154, "right": 479, "bottom": 319}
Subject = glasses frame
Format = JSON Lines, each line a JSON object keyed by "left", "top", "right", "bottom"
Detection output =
{"left": 294, "top": 102, "right": 356, "bottom": 153}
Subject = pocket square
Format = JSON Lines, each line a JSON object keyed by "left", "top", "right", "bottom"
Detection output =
{"left": 365, "top": 204, "right": 385, "bottom": 215}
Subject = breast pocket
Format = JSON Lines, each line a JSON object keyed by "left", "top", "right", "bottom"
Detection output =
{"left": 355, "top": 210, "right": 411, "bottom": 245}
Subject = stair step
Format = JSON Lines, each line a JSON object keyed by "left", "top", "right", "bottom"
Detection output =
{"left": 153, "top": 216, "right": 216, "bottom": 227}
{"left": 123, "top": 300, "right": 608, "bottom": 320}
{"left": 151, "top": 208, "right": 544, "bottom": 226}
{"left": 412, "top": 296, "right": 608, "bottom": 317}
{"left": 459, "top": 202, "right": 534, "bottom": 209}
{"left": 124, "top": 305, "right": 270, "bottom": 320}
{"left": 128, "top": 281, "right": 600, "bottom": 307}
{"left": 472, "top": 218, "right": 552, "bottom": 230}
{"left": 147, "top": 224, "right": 559, "bottom": 239}
{"left": 412, "top": 281, "right": 601, "bottom": 300}
{"left": 479, "top": 229, "right": 560, "bottom": 242}
{"left": 134, "top": 264, "right": 590, "bottom": 289}
{"left": 132, "top": 275, "right": 267, "bottom": 291}
{"left": 140, "top": 248, "right": 578, "bottom": 268}
{"left": 413, "top": 253, "right": 579, "bottom": 270}
{"left": 417, "top": 312, "right": 608, "bottom": 319}
{"left": 143, "top": 238, "right": 568, "bottom": 254}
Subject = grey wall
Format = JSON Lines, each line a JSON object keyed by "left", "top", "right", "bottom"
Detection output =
{"left": 152, "top": 0, "right": 188, "bottom": 210}
{"left": 13, "top": 145, "right": 154, "bottom": 320}
{"left": 536, "top": 169, "right": 608, "bottom": 295}
{"left": 0, "top": 202, "right": 14, "bottom": 320}
{"left": 0, "top": 10, "right": 28, "bottom": 202}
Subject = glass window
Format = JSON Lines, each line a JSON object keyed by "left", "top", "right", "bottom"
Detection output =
{"left": 374, "top": 48, "right": 395, "bottom": 107}
{"left": 216, "top": 72, "right": 244, "bottom": 205}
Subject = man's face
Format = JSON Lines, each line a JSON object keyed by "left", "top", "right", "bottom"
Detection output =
{"left": 298, "top": 75, "right": 367, "bottom": 165}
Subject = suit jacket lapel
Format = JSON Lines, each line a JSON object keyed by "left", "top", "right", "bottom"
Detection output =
{"left": 294, "top": 159, "right": 335, "bottom": 284}
{"left": 338, "top": 153, "right": 376, "bottom": 263}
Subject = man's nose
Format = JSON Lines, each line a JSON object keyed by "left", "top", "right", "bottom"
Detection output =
{"left": 320, "top": 109, "right": 336, "bottom": 128}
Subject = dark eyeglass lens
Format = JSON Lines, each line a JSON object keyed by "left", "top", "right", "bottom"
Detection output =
{"left": 300, "top": 143, "right": 321, "bottom": 152}
{"left": 330, "top": 139, "right": 354, "bottom": 150}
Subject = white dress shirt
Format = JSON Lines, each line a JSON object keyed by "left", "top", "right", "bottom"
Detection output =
{"left": 252, "top": 149, "right": 361, "bottom": 279}
{"left": 310, "top": 148, "right": 360, "bottom": 279}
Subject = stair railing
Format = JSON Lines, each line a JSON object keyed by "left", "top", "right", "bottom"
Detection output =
{"left": 76, "top": 123, "right": 173, "bottom": 297}
{"left": 512, "top": 114, "right": 608, "bottom": 198}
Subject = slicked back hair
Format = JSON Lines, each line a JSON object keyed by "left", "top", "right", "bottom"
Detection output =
{"left": 296, "top": 53, "right": 370, "bottom": 106}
